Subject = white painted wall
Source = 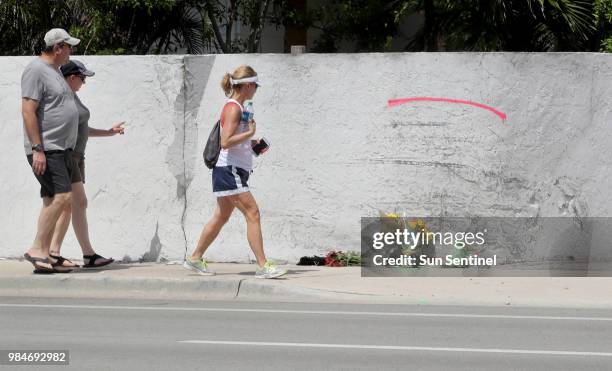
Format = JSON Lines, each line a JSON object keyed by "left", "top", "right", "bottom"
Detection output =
{"left": 2, "top": 53, "right": 611, "bottom": 263}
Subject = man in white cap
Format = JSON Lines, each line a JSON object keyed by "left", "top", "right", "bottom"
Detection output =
{"left": 21, "top": 28, "right": 81, "bottom": 273}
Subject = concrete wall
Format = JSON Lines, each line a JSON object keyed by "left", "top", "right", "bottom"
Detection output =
{"left": 1, "top": 53, "right": 611, "bottom": 263}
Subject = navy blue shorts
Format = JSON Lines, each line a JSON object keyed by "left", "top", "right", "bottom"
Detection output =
{"left": 212, "top": 165, "right": 250, "bottom": 197}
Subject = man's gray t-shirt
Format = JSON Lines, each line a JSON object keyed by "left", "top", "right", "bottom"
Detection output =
{"left": 74, "top": 95, "right": 90, "bottom": 155}
{"left": 22, "top": 58, "right": 79, "bottom": 155}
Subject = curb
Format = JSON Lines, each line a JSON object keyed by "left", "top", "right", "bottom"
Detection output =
{"left": 0, "top": 274, "right": 352, "bottom": 303}
{"left": 0, "top": 274, "right": 373, "bottom": 303}
{"left": 0, "top": 275, "right": 241, "bottom": 301}
{"left": 235, "top": 279, "right": 358, "bottom": 301}
{"left": 7, "top": 275, "right": 612, "bottom": 308}
{"left": 4, "top": 271, "right": 612, "bottom": 308}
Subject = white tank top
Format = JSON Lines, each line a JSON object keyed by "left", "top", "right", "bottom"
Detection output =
{"left": 215, "top": 99, "right": 253, "bottom": 171}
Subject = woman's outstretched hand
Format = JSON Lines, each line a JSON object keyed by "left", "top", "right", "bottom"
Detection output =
{"left": 109, "top": 121, "right": 126, "bottom": 135}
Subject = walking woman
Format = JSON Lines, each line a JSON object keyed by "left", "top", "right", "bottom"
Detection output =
{"left": 48, "top": 60, "right": 124, "bottom": 269}
{"left": 184, "top": 65, "right": 286, "bottom": 279}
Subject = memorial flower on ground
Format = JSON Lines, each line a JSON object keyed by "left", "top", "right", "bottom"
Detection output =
{"left": 379, "top": 212, "right": 434, "bottom": 263}
{"left": 325, "top": 250, "right": 361, "bottom": 267}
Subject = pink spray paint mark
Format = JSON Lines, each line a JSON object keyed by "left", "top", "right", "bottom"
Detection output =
{"left": 388, "top": 97, "right": 507, "bottom": 122}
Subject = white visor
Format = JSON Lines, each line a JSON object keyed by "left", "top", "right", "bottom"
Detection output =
{"left": 230, "top": 76, "right": 261, "bottom": 87}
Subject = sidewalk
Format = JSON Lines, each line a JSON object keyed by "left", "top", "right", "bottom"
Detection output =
{"left": 2, "top": 259, "right": 612, "bottom": 308}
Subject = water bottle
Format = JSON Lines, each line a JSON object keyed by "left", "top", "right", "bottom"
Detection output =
{"left": 243, "top": 101, "right": 254, "bottom": 122}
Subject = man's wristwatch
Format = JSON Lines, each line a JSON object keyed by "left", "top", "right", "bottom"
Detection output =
{"left": 32, "top": 144, "right": 43, "bottom": 153}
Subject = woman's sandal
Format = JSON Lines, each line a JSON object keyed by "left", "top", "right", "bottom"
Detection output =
{"left": 48, "top": 254, "right": 77, "bottom": 273}
{"left": 50, "top": 254, "right": 80, "bottom": 268}
{"left": 23, "top": 253, "right": 54, "bottom": 273}
{"left": 82, "top": 253, "right": 114, "bottom": 268}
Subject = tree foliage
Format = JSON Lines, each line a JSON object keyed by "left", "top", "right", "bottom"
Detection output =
{"left": 196, "top": 0, "right": 281, "bottom": 53}
{"left": 304, "top": 0, "right": 600, "bottom": 52}
{"left": 414, "top": 0, "right": 597, "bottom": 51}
{"left": 0, "top": 0, "right": 205, "bottom": 55}
{"left": 595, "top": 0, "right": 612, "bottom": 51}
{"left": 307, "top": 0, "right": 405, "bottom": 52}
{"left": 0, "top": 0, "right": 610, "bottom": 55}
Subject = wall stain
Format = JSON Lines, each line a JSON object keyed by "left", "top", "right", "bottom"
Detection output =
{"left": 140, "top": 221, "right": 162, "bottom": 263}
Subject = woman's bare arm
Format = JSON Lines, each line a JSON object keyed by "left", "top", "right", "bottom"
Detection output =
{"left": 89, "top": 122, "right": 125, "bottom": 137}
{"left": 220, "top": 105, "right": 255, "bottom": 149}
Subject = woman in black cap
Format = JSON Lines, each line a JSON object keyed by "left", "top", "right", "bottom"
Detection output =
{"left": 48, "top": 59, "right": 125, "bottom": 269}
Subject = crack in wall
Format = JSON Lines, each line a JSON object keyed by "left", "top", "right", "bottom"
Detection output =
{"left": 176, "top": 56, "right": 215, "bottom": 259}
{"left": 179, "top": 59, "right": 189, "bottom": 259}
{"left": 153, "top": 56, "right": 186, "bottom": 261}
{"left": 147, "top": 56, "right": 216, "bottom": 262}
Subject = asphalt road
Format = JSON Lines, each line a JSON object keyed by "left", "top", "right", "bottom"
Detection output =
{"left": 1, "top": 297, "right": 612, "bottom": 370}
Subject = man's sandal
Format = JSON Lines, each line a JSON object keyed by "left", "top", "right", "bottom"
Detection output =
{"left": 82, "top": 253, "right": 114, "bottom": 268}
{"left": 23, "top": 253, "right": 54, "bottom": 273}
{"left": 33, "top": 268, "right": 55, "bottom": 274}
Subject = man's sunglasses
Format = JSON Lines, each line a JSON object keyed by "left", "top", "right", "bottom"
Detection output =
{"left": 58, "top": 42, "right": 76, "bottom": 52}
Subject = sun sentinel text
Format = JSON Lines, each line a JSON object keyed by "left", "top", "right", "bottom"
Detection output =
{"left": 373, "top": 254, "right": 497, "bottom": 267}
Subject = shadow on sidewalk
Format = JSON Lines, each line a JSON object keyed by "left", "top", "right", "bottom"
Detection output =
{"left": 72, "top": 263, "right": 143, "bottom": 274}
{"left": 235, "top": 268, "right": 319, "bottom": 277}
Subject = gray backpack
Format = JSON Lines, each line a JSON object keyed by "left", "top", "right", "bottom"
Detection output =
{"left": 203, "top": 120, "right": 221, "bottom": 169}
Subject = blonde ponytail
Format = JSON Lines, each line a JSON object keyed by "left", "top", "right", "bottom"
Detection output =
{"left": 221, "top": 73, "right": 233, "bottom": 97}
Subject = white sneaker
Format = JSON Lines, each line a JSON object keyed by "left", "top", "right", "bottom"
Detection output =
{"left": 183, "top": 256, "right": 215, "bottom": 276}
{"left": 255, "top": 261, "right": 287, "bottom": 279}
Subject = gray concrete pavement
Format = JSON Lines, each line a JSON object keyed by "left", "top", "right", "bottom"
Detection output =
{"left": 1, "top": 297, "right": 612, "bottom": 370}
{"left": 3, "top": 259, "right": 612, "bottom": 308}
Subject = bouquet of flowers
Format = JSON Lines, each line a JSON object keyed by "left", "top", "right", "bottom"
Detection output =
{"left": 379, "top": 212, "right": 434, "bottom": 265}
{"left": 325, "top": 250, "right": 361, "bottom": 267}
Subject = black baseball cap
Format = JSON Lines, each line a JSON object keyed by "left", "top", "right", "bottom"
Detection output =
{"left": 60, "top": 59, "right": 95, "bottom": 77}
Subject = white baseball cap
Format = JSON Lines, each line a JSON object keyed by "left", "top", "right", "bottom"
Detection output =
{"left": 44, "top": 28, "right": 80, "bottom": 47}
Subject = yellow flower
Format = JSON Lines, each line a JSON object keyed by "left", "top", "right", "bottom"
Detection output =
{"left": 385, "top": 213, "right": 400, "bottom": 219}
{"left": 408, "top": 219, "right": 429, "bottom": 233}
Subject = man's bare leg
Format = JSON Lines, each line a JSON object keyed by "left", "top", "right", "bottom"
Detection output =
{"left": 26, "top": 192, "right": 72, "bottom": 270}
